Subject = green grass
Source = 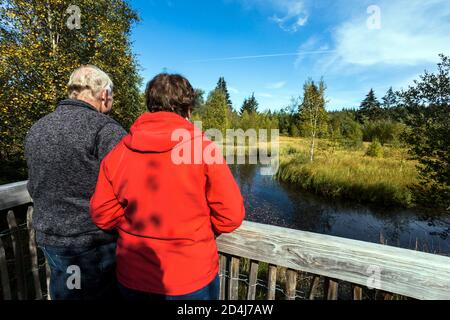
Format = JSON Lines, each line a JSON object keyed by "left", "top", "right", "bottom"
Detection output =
{"left": 276, "top": 137, "right": 419, "bottom": 207}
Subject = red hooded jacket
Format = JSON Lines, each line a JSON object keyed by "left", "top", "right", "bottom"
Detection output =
{"left": 90, "top": 112, "right": 245, "bottom": 295}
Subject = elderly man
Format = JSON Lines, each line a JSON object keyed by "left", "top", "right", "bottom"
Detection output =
{"left": 24, "top": 65, "right": 127, "bottom": 300}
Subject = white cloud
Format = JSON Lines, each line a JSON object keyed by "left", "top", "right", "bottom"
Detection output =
{"left": 332, "top": 0, "right": 450, "bottom": 67}
{"left": 294, "top": 37, "right": 333, "bottom": 68}
{"left": 232, "top": 0, "right": 308, "bottom": 32}
{"left": 270, "top": 1, "right": 308, "bottom": 32}
{"left": 266, "top": 81, "right": 286, "bottom": 89}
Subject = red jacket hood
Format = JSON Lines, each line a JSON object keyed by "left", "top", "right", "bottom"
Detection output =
{"left": 123, "top": 112, "right": 203, "bottom": 153}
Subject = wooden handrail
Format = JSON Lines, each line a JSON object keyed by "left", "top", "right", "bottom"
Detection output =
{"left": 0, "top": 181, "right": 31, "bottom": 211}
{"left": 1, "top": 181, "right": 450, "bottom": 300}
{"left": 217, "top": 221, "right": 450, "bottom": 300}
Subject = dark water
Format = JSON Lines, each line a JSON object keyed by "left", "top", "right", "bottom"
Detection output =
{"left": 230, "top": 164, "right": 450, "bottom": 255}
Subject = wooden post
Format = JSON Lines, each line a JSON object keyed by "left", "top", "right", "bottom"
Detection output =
{"left": 327, "top": 279, "right": 339, "bottom": 300}
{"left": 228, "top": 256, "right": 240, "bottom": 300}
{"left": 45, "top": 261, "right": 51, "bottom": 300}
{"left": 384, "top": 293, "right": 393, "bottom": 300}
{"left": 309, "top": 276, "right": 321, "bottom": 300}
{"left": 267, "top": 265, "right": 277, "bottom": 300}
{"left": 247, "top": 261, "right": 259, "bottom": 300}
{"left": 7, "top": 210, "right": 27, "bottom": 300}
{"left": 219, "top": 254, "right": 227, "bottom": 300}
{"left": 285, "top": 269, "right": 297, "bottom": 300}
{"left": 27, "top": 206, "right": 42, "bottom": 300}
{"left": 353, "top": 286, "right": 363, "bottom": 300}
{"left": 0, "top": 237, "right": 12, "bottom": 300}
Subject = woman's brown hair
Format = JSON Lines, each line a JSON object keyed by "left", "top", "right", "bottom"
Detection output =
{"left": 145, "top": 73, "right": 195, "bottom": 118}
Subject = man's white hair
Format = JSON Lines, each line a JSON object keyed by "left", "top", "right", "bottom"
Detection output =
{"left": 67, "top": 65, "right": 113, "bottom": 101}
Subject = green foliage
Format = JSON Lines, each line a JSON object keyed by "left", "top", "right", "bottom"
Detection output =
{"left": 357, "top": 89, "right": 383, "bottom": 122}
{"left": 298, "top": 79, "right": 328, "bottom": 161}
{"left": 382, "top": 87, "right": 398, "bottom": 109}
{"left": 366, "top": 139, "right": 384, "bottom": 158}
{"left": 398, "top": 54, "right": 450, "bottom": 209}
{"left": 362, "top": 120, "right": 406, "bottom": 145}
{"left": 201, "top": 89, "right": 229, "bottom": 134}
{"left": 194, "top": 88, "right": 205, "bottom": 109}
{"left": 215, "top": 77, "right": 233, "bottom": 111}
{"left": 298, "top": 79, "right": 328, "bottom": 138}
{"left": 275, "top": 99, "right": 299, "bottom": 136}
{"left": 237, "top": 110, "right": 278, "bottom": 132}
{"left": 240, "top": 93, "right": 259, "bottom": 115}
{"left": 289, "top": 123, "right": 300, "bottom": 137}
{"left": 328, "top": 111, "right": 363, "bottom": 149}
{"left": 0, "top": 0, "right": 144, "bottom": 178}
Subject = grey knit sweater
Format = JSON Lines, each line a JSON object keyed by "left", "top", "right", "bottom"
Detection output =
{"left": 24, "top": 99, "right": 127, "bottom": 248}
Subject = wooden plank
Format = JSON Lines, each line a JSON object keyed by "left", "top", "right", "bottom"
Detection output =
{"left": 45, "top": 261, "right": 51, "bottom": 300}
{"left": 285, "top": 269, "right": 297, "bottom": 300}
{"left": 228, "top": 257, "right": 240, "bottom": 300}
{"left": 219, "top": 254, "right": 227, "bottom": 300}
{"left": 353, "top": 286, "right": 363, "bottom": 300}
{"left": 267, "top": 265, "right": 277, "bottom": 300}
{"left": 217, "top": 221, "right": 450, "bottom": 300}
{"left": 309, "top": 276, "right": 321, "bottom": 300}
{"left": 7, "top": 210, "right": 28, "bottom": 300}
{"left": 0, "top": 181, "right": 32, "bottom": 211}
{"left": 384, "top": 293, "right": 393, "bottom": 300}
{"left": 0, "top": 237, "right": 12, "bottom": 300}
{"left": 27, "top": 206, "right": 42, "bottom": 300}
{"left": 247, "top": 261, "right": 259, "bottom": 300}
{"left": 327, "top": 279, "right": 339, "bottom": 300}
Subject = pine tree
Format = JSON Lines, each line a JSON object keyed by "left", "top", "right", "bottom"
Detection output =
{"left": 382, "top": 87, "right": 397, "bottom": 109}
{"left": 398, "top": 54, "right": 450, "bottom": 209}
{"left": 298, "top": 79, "right": 328, "bottom": 162}
{"left": 0, "top": 0, "right": 144, "bottom": 171}
{"left": 240, "top": 93, "right": 259, "bottom": 115}
{"left": 357, "top": 89, "right": 383, "bottom": 122}
{"left": 382, "top": 87, "right": 407, "bottom": 122}
{"left": 215, "top": 77, "right": 233, "bottom": 111}
{"left": 202, "top": 89, "right": 229, "bottom": 135}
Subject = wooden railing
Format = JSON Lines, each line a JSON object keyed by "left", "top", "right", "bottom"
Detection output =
{"left": 1, "top": 181, "right": 450, "bottom": 300}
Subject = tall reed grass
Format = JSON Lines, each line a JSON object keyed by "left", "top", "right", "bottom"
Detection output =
{"left": 276, "top": 137, "right": 418, "bottom": 207}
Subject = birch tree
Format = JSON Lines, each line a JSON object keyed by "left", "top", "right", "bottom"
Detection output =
{"left": 298, "top": 79, "right": 328, "bottom": 162}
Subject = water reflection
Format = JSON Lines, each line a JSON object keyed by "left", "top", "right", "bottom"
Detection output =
{"left": 230, "top": 164, "right": 450, "bottom": 254}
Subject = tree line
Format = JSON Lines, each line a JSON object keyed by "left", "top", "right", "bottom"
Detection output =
{"left": 194, "top": 55, "right": 449, "bottom": 208}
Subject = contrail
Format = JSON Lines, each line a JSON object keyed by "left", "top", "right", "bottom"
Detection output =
{"left": 186, "top": 49, "right": 337, "bottom": 63}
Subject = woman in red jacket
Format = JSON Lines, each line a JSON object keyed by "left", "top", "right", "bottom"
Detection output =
{"left": 90, "top": 73, "right": 245, "bottom": 300}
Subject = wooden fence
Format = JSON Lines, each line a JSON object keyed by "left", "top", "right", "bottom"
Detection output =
{"left": 1, "top": 181, "right": 450, "bottom": 300}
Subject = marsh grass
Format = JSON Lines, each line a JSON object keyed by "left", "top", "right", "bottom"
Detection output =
{"left": 277, "top": 137, "right": 418, "bottom": 207}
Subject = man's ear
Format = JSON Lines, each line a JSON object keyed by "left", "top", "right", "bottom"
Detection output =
{"left": 102, "top": 90, "right": 108, "bottom": 102}
{"left": 101, "top": 90, "right": 109, "bottom": 110}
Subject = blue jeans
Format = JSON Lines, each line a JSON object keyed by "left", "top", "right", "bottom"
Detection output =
{"left": 40, "top": 242, "right": 119, "bottom": 300}
{"left": 118, "top": 274, "right": 220, "bottom": 300}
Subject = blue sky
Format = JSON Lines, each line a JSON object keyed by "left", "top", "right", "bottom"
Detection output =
{"left": 130, "top": 0, "right": 450, "bottom": 112}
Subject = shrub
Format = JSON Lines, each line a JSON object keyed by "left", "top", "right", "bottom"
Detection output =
{"left": 366, "top": 139, "right": 384, "bottom": 158}
{"left": 328, "top": 112, "right": 363, "bottom": 149}
{"left": 289, "top": 124, "right": 301, "bottom": 137}
{"left": 362, "top": 120, "right": 406, "bottom": 145}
